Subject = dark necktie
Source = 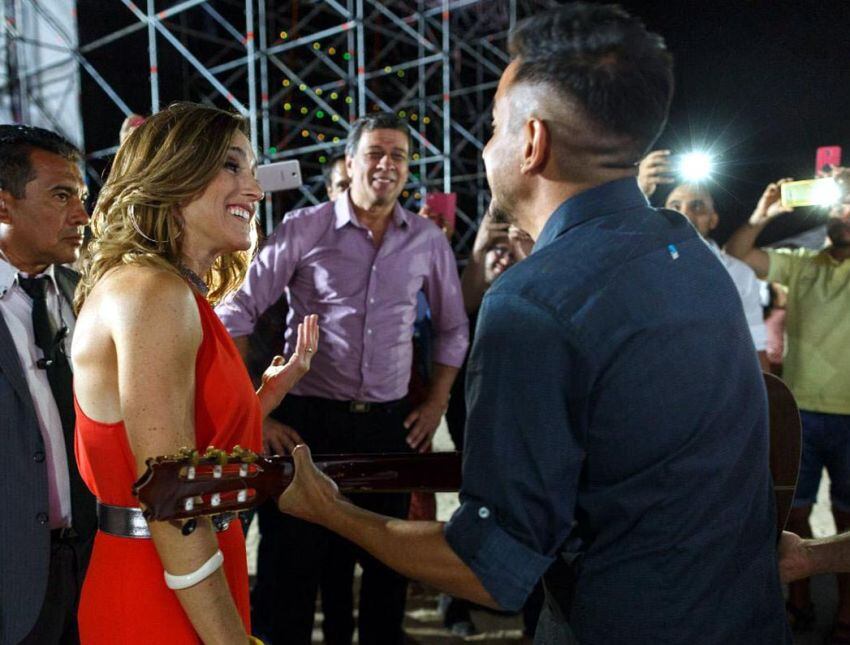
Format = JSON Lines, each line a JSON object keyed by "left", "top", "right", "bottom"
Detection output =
{"left": 18, "top": 275, "right": 96, "bottom": 538}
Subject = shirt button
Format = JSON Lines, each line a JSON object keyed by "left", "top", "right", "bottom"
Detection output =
{"left": 371, "top": 266, "right": 376, "bottom": 272}
{"left": 36, "top": 512, "right": 48, "bottom": 525}
{"left": 33, "top": 451, "right": 45, "bottom": 463}
{"left": 369, "top": 298, "right": 375, "bottom": 304}
{"left": 367, "top": 329, "right": 373, "bottom": 335}
{"left": 478, "top": 506, "right": 490, "bottom": 519}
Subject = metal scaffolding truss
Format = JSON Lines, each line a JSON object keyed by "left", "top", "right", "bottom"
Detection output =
{"left": 2, "top": 0, "right": 546, "bottom": 255}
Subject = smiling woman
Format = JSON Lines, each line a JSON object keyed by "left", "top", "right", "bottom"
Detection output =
{"left": 70, "top": 102, "right": 318, "bottom": 644}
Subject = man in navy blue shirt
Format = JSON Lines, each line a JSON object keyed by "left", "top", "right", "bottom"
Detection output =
{"left": 278, "top": 4, "right": 789, "bottom": 642}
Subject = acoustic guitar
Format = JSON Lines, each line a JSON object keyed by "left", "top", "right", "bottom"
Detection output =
{"left": 134, "top": 372, "right": 801, "bottom": 532}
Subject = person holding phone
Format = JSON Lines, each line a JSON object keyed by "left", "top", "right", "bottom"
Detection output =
{"left": 217, "top": 112, "right": 468, "bottom": 645}
{"left": 727, "top": 170, "right": 850, "bottom": 637}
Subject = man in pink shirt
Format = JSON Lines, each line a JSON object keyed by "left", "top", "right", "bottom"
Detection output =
{"left": 217, "top": 112, "right": 468, "bottom": 645}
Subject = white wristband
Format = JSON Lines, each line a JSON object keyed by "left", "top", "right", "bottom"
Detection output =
{"left": 164, "top": 549, "right": 224, "bottom": 590}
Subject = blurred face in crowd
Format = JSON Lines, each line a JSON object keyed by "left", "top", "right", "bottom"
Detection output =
{"left": 347, "top": 128, "right": 409, "bottom": 211}
{"left": 827, "top": 196, "right": 850, "bottom": 248}
{"left": 484, "top": 241, "right": 516, "bottom": 284}
{"left": 326, "top": 158, "right": 351, "bottom": 200}
{"left": 0, "top": 148, "right": 89, "bottom": 274}
{"left": 665, "top": 183, "right": 718, "bottom": 238}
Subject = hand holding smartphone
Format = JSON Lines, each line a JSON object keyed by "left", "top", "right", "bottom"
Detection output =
{"left": 423, "top": 192, "right": 457, "bottom": 234}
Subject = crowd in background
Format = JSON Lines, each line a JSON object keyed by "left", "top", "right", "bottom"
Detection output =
{"left": 4, "top": 3, "right": 850, "bottom": 644}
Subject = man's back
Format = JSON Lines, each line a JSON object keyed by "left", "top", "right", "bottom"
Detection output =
{"left": 457, "top": 179, "right": 788, "bottom": 643}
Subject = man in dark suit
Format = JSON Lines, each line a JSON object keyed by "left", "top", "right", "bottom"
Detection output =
{"left": 0, "top": 125, "right": 96, "bottom": 644}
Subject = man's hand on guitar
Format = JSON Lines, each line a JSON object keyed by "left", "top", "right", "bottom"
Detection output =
{"left": 262, "top": 418, "right": 304, "bottom": 456}
{"left": 277, "top": 444, "right": 340, "bottom": 526}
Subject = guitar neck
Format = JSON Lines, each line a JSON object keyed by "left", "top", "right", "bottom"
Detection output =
{"left": 251, "top": 451, "right": 463, "bottom": 501}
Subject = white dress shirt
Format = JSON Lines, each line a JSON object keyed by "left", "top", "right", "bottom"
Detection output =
{"left": 706, "top": 239, "right": 767, "bottom": 351}
{"left": 0, "top": 256, "right": 75, "bottom": 528}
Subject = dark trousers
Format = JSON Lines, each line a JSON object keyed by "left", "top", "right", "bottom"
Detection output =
{"left": 252, "top": 394, "right": 413, "bottom": 645}
{"left": 20, "top": 533, "right": 91, "bottom": 645}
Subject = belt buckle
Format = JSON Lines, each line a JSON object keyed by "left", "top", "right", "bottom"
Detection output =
{"left": 349, "top": 401, "right": 371, "bottom": 413}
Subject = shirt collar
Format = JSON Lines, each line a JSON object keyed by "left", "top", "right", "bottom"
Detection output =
{"left": 334, "top": 190, "right": 410, "bottom": 230}
{"left": 533, "top": 177, "right": 648, "bottom": 253}
{"left": 0, "top": 254, "right": 58, "bottom": 299}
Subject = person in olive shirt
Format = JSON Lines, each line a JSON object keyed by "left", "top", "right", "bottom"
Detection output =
{"left": 727, "top": 172, "right": 850, "bottom": 637}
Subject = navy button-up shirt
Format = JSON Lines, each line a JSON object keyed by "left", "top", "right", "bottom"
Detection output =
{"left": 444, "top": 178, "right": 789, "bottom": 643}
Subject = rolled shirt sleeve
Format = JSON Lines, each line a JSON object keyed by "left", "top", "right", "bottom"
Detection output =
{"left": 443, "top": 291, "right": 584, "bottom": 611}
{"left": 422, "top": 233, "right": 469, "bottom": 368}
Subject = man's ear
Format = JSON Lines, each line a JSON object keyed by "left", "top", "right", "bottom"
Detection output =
{"left": 520, "top": 118, "right": 550, "bottom": 175}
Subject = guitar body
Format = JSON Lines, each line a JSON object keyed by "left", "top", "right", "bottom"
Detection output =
{"left": 764, "top": 372, "right": 802, "bottom": 534}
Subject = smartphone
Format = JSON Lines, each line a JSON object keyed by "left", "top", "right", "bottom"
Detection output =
{"left": 816, "top": 146, "right": 842, "bottom": 176}
{"left": 257, "top": 160, "right": 302, "bottom": 193}
{"left": 780, "top": 177, "right": 842, "bottom": 208}
{"left": 424, "top": 192, "right": 457, "bottom": 232}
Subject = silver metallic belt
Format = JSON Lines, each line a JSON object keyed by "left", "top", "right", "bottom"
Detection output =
{"left": 96, "top": 502, "right": 236, "bottom": 539}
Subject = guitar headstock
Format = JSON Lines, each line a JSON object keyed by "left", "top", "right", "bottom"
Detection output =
{"left": 132, "top": 445, "right": 288, "bottom": 521}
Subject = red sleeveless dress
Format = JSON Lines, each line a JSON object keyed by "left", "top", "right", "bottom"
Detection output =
{"left": 75, "top": 291, "right": 262, "bottom": 643}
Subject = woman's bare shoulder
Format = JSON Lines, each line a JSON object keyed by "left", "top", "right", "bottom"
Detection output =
{"left": 94, "top": 264, "right": 201, "bottom": 343}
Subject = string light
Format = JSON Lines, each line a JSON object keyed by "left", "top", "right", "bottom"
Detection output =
{"left": 384, "top": 66, "right": 392, "bottom": 73}
{"left": 300, "top": 107, "right": 309, "bottom": 115}
{"left": 283, "top": 102, "right": 292, "bottom": 111}
{"left": 410, "top": 113, "right": 418, "bottom": 121}
{"left": 318, "top": 133, "right": 326, "bottom": 141}
{"left": 402, "top": 190, "right": 410, "bottom": 198}
{"left": 423, "top": 116, "right": 431, "bottom": 124}
{"left": 332, "top": 136, "right": 341, "bottom": 143}
{"left": 342, "top": 52, "right": 352, "bottom": 61}
{"left": 345, "top": 96, "right": 353, "bottom": 104}
{"left": 397, "top": 70, "right": 405, "bottom": 77}
{"left": 282, "top": 79, "right": 290, "bottom": 87}
{"left": 315, "top": 88, "right": 323, "bottom": 96}
{"left": 398, "top": 110, "right": 407, "bottom": 118}
{"left": 330, "top": 92, "right": 339, "bottom": 100}
{"left": 331, "top": 114, "right": 340, "bottom": 122}
{"left": 280, "top": 31, "right": 288, "bottom": 39}
{"left": 312, "top": 42, "right": 321, "bottom": 50}
{"left": 301, "top": 130, "right": 310, "bottom": 138}
{"left": 299, "top": 83, "right": 307, "bottom": 91}
{"left": 319, "top": 155, "right": 327, "bottom": 163}
{"left": 328, "top": 47, "right": 336, "bottom": 55}
{"left": 316, "top": 110, "right": 325, "bottom": 118}
{"left": 412, "top": 153, "right": 420, "bottom": 160}
{"left": 268, "top": 146, "right": 277, "bottom": 154}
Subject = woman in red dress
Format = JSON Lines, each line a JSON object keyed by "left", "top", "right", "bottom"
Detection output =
{"left": 72, "top": 103, "right": 318, "bottom": 644}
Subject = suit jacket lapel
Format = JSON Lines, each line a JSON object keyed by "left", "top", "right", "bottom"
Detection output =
{"left": 54, "top": 265, "right": 80, "bottom": 308}
{"left": 0, "top": 310, "right": 37, "bottom": 414}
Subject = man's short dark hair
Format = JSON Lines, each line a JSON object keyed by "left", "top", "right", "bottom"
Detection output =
{"left": 509, "top": 3, "right": 673, "bottom": 157}
{"left": 345, "top": 113, "right": 411, "bottom": 157}
{"left": 0, "top": 125, "right": 80, "bottom": 198}
{"left": 322, "top": 152, "right": 347, "bottom": 188}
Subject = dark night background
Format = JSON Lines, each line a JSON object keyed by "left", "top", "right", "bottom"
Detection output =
{"left": 75, "top": 0, "right": 850, "bottom": 245}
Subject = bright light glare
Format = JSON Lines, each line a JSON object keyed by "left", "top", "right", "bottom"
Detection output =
{"left": 813, "top": 178, "right": 842, "bottom": 206}
{"left": 678, "top": 152, "right": 714, "bottom": 182}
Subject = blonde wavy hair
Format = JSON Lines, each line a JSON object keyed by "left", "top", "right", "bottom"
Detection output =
{"left": 75, "top": 102, "right": 258, "bottom": 311}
